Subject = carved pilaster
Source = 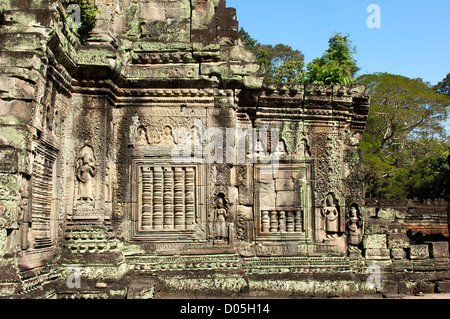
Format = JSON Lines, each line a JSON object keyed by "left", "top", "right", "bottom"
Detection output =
{"left": 163, "top": 167, "right": 174, "bottom": 230}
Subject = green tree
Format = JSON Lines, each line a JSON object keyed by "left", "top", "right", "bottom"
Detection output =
{"left": 434, "top": 72, "right": 450, "bottom": 98}
{"left": 307, "top": 32, "right": 359, "bottom": 85}
{"left": 384, "top": 147, "right": 449, "bottom": 200}
{"left": 259, "top": 43, "right": 305, "bottom": 69}
{"left": 238, "top": 28, "right": 305, "bottom": 83}
{"left": 238, "top": 29, "right": 358, "bottom": 85}
{"left": 357, "top": 72, "right": 450, "bottom": 199}
{"left": 272, "top": 60, "right": 307, "bottom": 84}
{"left": 306, "top": 59, "right": 352, "bottom": 85}
{"left": 238, "top": 28, "right": 258, "bottom": 51}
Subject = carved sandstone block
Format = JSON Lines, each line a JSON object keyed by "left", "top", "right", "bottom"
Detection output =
{"left": 387, "top": 233, "right": 410, "bottom": 249}
{"left": 377, "top": 208, "right": 396, "bottom": 222}
{"left": 391, "top": 248, "right": 407, "bottom": 260}
{"left": 409, "top": 245, "right": 430, "bottom": 260}
{"left": 429, "top": 242, "right": 449, "bottom": 258}
{"left": 276, "top": 191, "right": 295, "bottom": 207}
{"left": 258, "top": 179, "right": 275, "bottom": 193}
{"left": 259, "top": 193, "right": 276, "bottom": 209}
{"left": 238, "top": 186, "right": 253, "bottom": 206}
{"left": 275, "top": 178, "right": 294, "bottom": 191}
{"left": 363, "top": 234, "right": 387, "bottom": 249}
{"left": 364, "top": 248, "right": 390, "bottom": 260}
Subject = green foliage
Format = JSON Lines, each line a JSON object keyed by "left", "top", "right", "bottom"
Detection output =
{"left": 238, "top": 29, "right": 357, "bottom": 85}
{"left": 238, "top": 27, "right": 305, "bottom": 83}
{"left": 66, "top": 0, "right": 99, "bottom": 44}
{"left": 320, "top": 32, "right": 360, "bottom": 78}
{"left": 364, "top": 142, "right": 450, "bottom": 200}
{"left": 387, "top": 150, "right": 449, "bottom": 200}
{"left": 258, "top": 43, "right": 305, "bottom": 83}
{"left": 238, "top": 28, "right": 258, "bottom": 50}
{"left": 259, "top": 43, "right": 305, "bottom": 69}
{"left": 434, "top": 72, "right": 450, "bottom": 98}
{"left": 272, "top": 60, "right": 307, "bottom": 84}
{"left": 306, "top": 32, "right": 358, "bottom": 85}
{"left": 256, "top": 49, "right": 269, "bottom": 65}
{"left": 306, "top": 59, "right": 353, "bottom": 85}
{"left": 358, "top": 72, "right": 450, "bottom": 200}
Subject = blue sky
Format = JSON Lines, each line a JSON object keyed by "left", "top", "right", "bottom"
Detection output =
{"left": 227, "top": 0, "right": 450, "bottom": 86}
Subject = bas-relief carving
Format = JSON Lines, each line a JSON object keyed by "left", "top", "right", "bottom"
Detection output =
{"left": 135, "top": 126, "right": 149, "bottom": 146}
{"left": 294, "top": 138, "right": 311, "bottom": 158}
{"left": 210, "top": 193, "right": 229, "bottom": 241}
{"left": 73, "top": 110, "right": 356, "bottom": 255}
{"left": 75, "top": 145, "right": 97, "bottom": 203}
{"left": 131, "top": 122, "right": 179, "bottom": 147}
{"left": 346, "top": 204, "right": 363, "bottom": 254}
{"left": 161, "top": 126, "right": 176, "bottom": 146}
{"left": 321, "top": 193, "right": 341, "bottom": 239}
{"left": 0, "top": 202, "right": 7, "bottom": 256}
{"left": 235, "top": 206, "right": 250, "bottom": 242}
{"left": 18, "top": 176, "right": 30, "bottom": 250}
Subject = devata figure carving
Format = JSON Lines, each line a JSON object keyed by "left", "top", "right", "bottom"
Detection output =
{"left": 322, "top": 194, "right": 339, "bottom": 238}
{"left": 212, "top": 194, "right": 229, "bottom": 240}
{"left": 76, "top": 146, "right": 97, "bottom": 202}
{"left": 135, "top": 126, "right": 149, "bottom": 146}
{"left": 0, "top": 202, "right": 7, "bottom": 257}
{"left": 346, "top": 204, "right": 363, "bottom": 250}
{"left": 295, "top": 138, "right": 311, "bottom": 158}
{"left": 161, "top": 125, "right": 175, "bottom": 146}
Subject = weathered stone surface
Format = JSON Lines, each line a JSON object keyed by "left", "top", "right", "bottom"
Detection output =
{"left": 390, "top": 248, "right": 407, "bottom": 260}
{"left": 435, "top": 280, "right": 450, "bottom": 293}
{"left": 259, "top": 195, "right": 276, "bottom": 210}
{"left": 377, "top": 208, "right": 397, "bottom": 222}
{"left": 364, "top": 248, "right": 391, "bottom": 260}
{"left": 364, "top": 234, "right": 387, "bottom": 249}
{"left": 258, "top": 179, "right": 275, "bottom": 193}
{"left": 409, "top": 245, "right": 430, "bottom": 260}
{"left": 275, "top": 178, "right": 294, "bottom": 191}
{"left": 429, "top": 242, "right": 449, "bottom": 259}
{"left": 364, "top": 220, "right": 390, "bottom": 235}
{"left": 276, "top": 191, "right": 295, "bottom": 207}
{"left": 388, "top": 233, "right": 410, "bottom": 249}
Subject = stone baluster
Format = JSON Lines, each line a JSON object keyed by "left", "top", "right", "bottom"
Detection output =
{"left": 261, "top": 211, "right": 270, "bottom": 233}
{"left": 294, "top": 209, "right": 302, "bottom": 232}
{"left": 141, "top": 167, "right": 153, "bottom": 230}
{"left": 278, "top": 211, "right": 286, "bottom": 232}
{"left": 174, "top": 167, "right": 185, "bottom": 229}
{"left": 163, "top": 167, "right": 174, "bottom": 229}
{"left": 286, "top": 211, "right": 295, "bottom": 232}
{"left": 185, "top": 167, "right": 195, "bottom": 229}
{"left": 270, "top": 211, "right": 278, "bottom": 233}
{"left": 152, "top": 166, "right": 164, "bottom": 230}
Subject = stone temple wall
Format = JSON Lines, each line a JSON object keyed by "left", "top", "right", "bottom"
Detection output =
{"left": 0, "top": 0, "right": 448, "bottom": 298}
